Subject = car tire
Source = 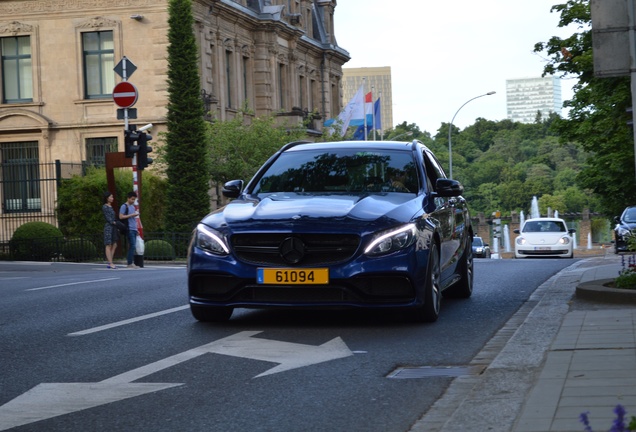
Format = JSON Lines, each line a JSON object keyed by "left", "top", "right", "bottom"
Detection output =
{"left": 191, "top": 304, "right": 234, "bottom": 322}
{"left": 408, "top": 242, "right": 441, "bottom": 323}
{"left": 444, "top": 236, "right": 474, "bottom": 299}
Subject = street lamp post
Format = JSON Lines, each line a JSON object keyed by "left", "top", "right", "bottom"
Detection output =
{"left": 448, "top": 91, "right": 496, "bottom": 179}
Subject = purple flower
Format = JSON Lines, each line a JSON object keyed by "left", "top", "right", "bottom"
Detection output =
{"left": 580, "top": 411, "right": 593, "bottom": 432}
{"left": 610, "top": 404, "right": 626, "bottom": 432}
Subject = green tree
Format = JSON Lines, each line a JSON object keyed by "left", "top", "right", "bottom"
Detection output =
{"left": 208, "top": 112, "right": 306, "bottom": 184}
{"left": 164, "top": 0, "right": 211, "bottom": 233}
{"left": 535, "top": 0, "right": 636, "bottom": 217}
{"left": 538, "top": 194, "right": 566, "bottom": 215}
{"left": 57, "top": 168, "right": 168, "bottom": 237}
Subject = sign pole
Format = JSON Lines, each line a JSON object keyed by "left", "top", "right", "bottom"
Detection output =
{"left": 112, "top": 56, "right": 144, "bottom": 263}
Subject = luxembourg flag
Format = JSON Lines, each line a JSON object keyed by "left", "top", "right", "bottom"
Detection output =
{"left": 350, "top": 92, "right": 374, "bottom": 127}
{"left": 352, "top": 94, "right": 382, "bottom": 140}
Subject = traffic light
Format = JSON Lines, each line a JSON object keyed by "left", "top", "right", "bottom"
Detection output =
{"left": 137, "top": 132, "right": 153, "bottom": 170}
{"left": 124, "top": 126, "right": 140, "bottom": 158}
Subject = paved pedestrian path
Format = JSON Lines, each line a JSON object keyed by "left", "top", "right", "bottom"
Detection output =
{"left": 411, "top": 251, "right": 636, "bottom": 432}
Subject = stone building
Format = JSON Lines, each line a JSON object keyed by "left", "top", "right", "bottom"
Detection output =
{"left": 0, "top": 0, "right": 350, "bottom": 241}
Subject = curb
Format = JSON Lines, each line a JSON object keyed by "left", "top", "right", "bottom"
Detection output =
{"left": 575, "top": 278, "right": 636, "bottom": 304}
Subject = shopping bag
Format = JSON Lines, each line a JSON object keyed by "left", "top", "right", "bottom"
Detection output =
{"left": 135, "top": 236, "right": 145, "bottom": 255}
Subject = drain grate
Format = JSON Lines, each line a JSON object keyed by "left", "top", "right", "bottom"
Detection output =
{"left": 387, "top": 364, "right": 486, "bottom": 379}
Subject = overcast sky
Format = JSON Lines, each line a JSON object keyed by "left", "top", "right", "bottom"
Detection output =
{"left": 333, "top": 0, "right": 580, "bottom": 135}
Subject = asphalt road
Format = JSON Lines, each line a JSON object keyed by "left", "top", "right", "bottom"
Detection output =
{"left": 0, "top": 258, "right": 574, "bottom": 431}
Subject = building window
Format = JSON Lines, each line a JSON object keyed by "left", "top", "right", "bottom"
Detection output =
{"left": 299, "top": 75, "right": 304, "bottom": 109}
{"left": 82, "top": 31, "right": 115, "bottom": 99}
{"left": 242, "top": 56, "right": 249, "bottom": 105}
{"left": 279, "top": 63, "right": 287, "bottom": 110}
{"left": 86, "top": 137, "right": 118, "bottom": 167}
{"left": 226, "top": 50, "right": 233, "bottom": 109}
{"left": 1, "top": 35, "right": 33, "bottom": 103}
{"left": 310, "top": 79, "right": 316, "bottom": 112}
{"left": 1, "top": 142, "right": 40, "bottom": 213}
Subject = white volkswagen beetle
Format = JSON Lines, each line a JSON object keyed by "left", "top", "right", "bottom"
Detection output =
{"left": 513, "top": 217, "right": 576, "bottom": 259}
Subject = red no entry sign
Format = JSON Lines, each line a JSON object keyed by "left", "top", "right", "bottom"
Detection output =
{"left": 112, "top": 81, "right": 138, "bottom": 108}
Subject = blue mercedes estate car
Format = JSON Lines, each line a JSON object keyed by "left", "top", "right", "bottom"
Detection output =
{"left": 187, "top": 140, "right": 473, "bottom": 323}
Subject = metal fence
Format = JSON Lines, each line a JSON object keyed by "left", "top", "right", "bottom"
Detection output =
{"left": 0, "top": 160, "right": 85, "bottom": 244}
{"left": 0, "top": 231, "right": 192, "bottom": 263}
{"left": 0, "top": 160, "right": 191, "bottom": 262}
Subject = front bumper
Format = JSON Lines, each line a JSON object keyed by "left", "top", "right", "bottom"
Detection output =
{"left": 515, "top": 246, "right": 571, "bottom": 257}
{"left": 187, "top": 246, "right": 428, "bottom": 309}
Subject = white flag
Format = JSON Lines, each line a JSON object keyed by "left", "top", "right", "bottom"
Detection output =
{"left": 326, "top": 85, "right": 365, "bottom": 137}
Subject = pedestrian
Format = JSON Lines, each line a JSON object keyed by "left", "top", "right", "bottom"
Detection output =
{"left": 119, "top": 191, "right": 140, "bottom": 269}
{"left": 102, "top": 191, "right": 119, "bottom": 269}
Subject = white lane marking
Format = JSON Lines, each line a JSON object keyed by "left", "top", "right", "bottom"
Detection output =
{"left": 68, "top": 305, "right": 189, "bottom": 336}
{"left": 0, "top": 331, "right": 353, "bottom": 430}
{"left": 26, "top": 278, "right": 120, "bottom": 292}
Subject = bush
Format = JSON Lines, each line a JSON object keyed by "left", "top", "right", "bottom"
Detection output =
{"left": 62, "top": 238, "right": 99, "bottom": 262}
{"left": 56, "top": 166, "right": 169, "bottom": 239}
{"left": 10, "top": 222, "right": 64, "bottom": 261}
{"left": 144, "top": 239, "right": 175, "bottom": 260}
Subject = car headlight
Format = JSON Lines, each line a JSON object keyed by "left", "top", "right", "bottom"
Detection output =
{"left": 559, "top": 236, "right": 571, "bottom": 245}
{"left": 516, "top": 237, "right": 526, "bottom": 245}
{"left": 365, "top": 224, "right": 417, "bottom": 256}
{"left": 617, "top": 227, "right": 632, "bottom": 237}
{"left": 195, "top": 224, "right": 229, "bottom": 255}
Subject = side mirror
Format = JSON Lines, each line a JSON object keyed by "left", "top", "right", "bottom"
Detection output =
{"left": 435, "top": 178, "right": 464, "bottom": 197}
{"left": 568, "top": 228, "right": 576, "bottom": 235}
{"left": 222, "top": 180, "right": 244, "bottom": 198}
{"left": 513, "top": 229, "right": 520, "bottom": 234}
{"left": 614, "top": 216, "right": 621, "bottom": 224}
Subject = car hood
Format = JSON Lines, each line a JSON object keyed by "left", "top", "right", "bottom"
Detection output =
{"left": 201, "top": 193, "right": 421, "bottom": 231}
{"left": 618, "top": 221, "right": 636, "bottom": 230}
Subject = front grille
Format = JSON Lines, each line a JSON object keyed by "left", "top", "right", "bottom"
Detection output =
{"left": 231, "top": 233, "right": 360, "bottom": 266}
{"left": 520, "top": 249, "right": 569, "bottom": 255}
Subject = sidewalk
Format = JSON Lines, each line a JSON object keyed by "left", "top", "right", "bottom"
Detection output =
{"left": 411, "top": 251, "right": 636, "bottom": 432}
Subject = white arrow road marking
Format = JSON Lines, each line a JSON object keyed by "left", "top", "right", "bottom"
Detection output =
{"left": 0, "top": 331, "right": 353, "bottom": 430}
{"left": 0, "top": 383, "right": 181, "bottom": 431}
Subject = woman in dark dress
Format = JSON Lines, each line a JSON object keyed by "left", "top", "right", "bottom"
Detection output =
{"left": 102, "top": 192, "right": 120, "bottom": 269}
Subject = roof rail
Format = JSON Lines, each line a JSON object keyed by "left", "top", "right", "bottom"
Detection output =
{"left": 279, "top": 140, "right": 314, "bottom": 152}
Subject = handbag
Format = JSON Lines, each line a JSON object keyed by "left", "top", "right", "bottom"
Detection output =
{"left": 115, "top": 220, "right": 128, "bottom": 235}
{"left": 135, "top": 236, "right": 145, "bottom": 255}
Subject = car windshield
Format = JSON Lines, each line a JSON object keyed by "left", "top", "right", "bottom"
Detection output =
{"left": 623, "top": 208, "right": 636, "bottom": 223}
{"left": 252, "top": 149, "right": 419, "bottom": 194}
{"left": 522, "top": 220, "right": 567, "bottom": 233}
{"left": 472, "top": 238, "right": 484, "bottom": 246}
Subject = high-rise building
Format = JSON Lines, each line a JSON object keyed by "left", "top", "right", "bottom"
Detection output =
{"left": 342, "top": 67, "right": 393, "bottom": 134}
{"left": 506, "top": 76, "right": 562, "bottom": 123}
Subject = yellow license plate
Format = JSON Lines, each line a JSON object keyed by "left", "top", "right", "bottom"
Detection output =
{"left": 257, "top": 268, "right": 329, "bottom": 285}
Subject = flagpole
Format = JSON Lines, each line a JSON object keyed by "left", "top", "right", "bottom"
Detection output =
{"left": 363, "top": 77, "right": 368, "bottom": 141}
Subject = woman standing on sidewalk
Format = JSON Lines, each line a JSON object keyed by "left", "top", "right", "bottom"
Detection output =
{"left": 102, "top": 191, "right": 119, "bottom": 269}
